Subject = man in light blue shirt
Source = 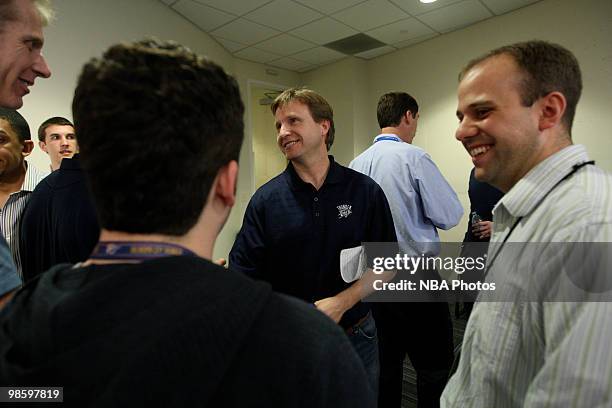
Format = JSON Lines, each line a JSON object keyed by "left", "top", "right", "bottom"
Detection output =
{"left": 350, "top": 92, "right": 463, "bottom": 408}
{"left": 350, "top": 92, "right": 463, "bottom": 256}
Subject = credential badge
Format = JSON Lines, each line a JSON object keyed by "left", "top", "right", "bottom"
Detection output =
{"left": 337, "top": 204, "right": 352, "bottom": 219}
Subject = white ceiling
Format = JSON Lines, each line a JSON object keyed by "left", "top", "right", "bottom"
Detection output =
{"left": 160, "top": 0, "right": 542, "bottom": 72}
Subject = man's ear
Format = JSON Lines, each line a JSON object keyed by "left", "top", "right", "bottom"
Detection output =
{"left": 39, "top": 141, "right": 48, "bottom": 153}
{"left": 22, "top": 140, "right": 34, "bottom": 157}
{"left": 538, "top": 91, "right": 566, "bottom": 131}
{"left": 319, "top": 119, "right": 330, "bottom": 138}
{"left": 215, "top": 160, "right": 239, "bottom": 207}
{"left": 404, "top": 110, "right": 414, "bottom": 124}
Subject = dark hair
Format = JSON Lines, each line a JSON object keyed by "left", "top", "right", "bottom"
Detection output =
{"left": 377, "top": 92, "right": 419, "bottom": 128}
{"left": 72, "top": 39, "right": 244, "bottom": 235}
{"left": 37, "top": 116, "right": 73, "bottom": 142}
{"left": 459, "top": 40, "right": 582, "bottom": 133}
{"left": 0, "top": 107, "right": 31, "bottom": 143}
{"left": 271, "top": 87, "right": 335, "bottom": 151}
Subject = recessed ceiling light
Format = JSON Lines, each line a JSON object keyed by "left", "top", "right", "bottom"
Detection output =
{"left": 420, "top": 0, "right": 438, "bottom": 3}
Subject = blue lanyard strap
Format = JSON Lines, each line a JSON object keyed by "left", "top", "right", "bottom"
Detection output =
{"left": 374, "top": 135, "right": 401, "bottom": 143}
{"left": 91, "top": 241, "right": 197, "bottom": 261}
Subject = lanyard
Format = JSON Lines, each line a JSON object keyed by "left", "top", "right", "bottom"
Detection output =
{"left": 90, "top": 241, "right": 197, "bottom": 261}
{"left": 485, "top": 160, "right": 595, "bottom": 273}
{"left": 374, "top": 135, "right": 401, "bottom": 143}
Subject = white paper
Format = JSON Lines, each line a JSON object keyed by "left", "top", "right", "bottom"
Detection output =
{"left": 340, "top": 245, "right": 366, "bottom": 283}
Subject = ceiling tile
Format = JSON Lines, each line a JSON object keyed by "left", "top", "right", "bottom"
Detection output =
{"left": 269, "top": 57, "right": 317, "bottom": 72}
{"left": 290, "top": 47, "right": 346, "bottom": 65}
{"left": 211, "top": 19, "right": 280, "bottom": 45}
{"left": 393, "top": 32, "right": 438, "bottom": 49}
{"left": 244, "top": 0, "right": 323, "bottom": 32}
{"left": 293, "top": 0, "right": 368, "bottom": 15}
{"left": 172, "top": 0, "right": 236, "bottom": 32}
{"left": 366, "top": 17, "right": 436, "bottom": 44}
{"left": 234, "top": 47, "right": 281, "bottom": 63}
{"left": 290, "top": 17, "right": 359, "bottom": 45}
{"left": 354, "top": 45, "right": 396, "bottom": 59}
{"left": 480, "top": 0, "right": 542, "bottom": 15}
{"left": 418, "top": 0, "right": 493, "bottom": 33}
{"left": 254, "top": 34, "right": 316, "bottom": 55}
{"left": 388, "top": 0, "right": 464, "bottom": 16}
{"left": 332, "top": 0, "right": 409, "bottom": 31}
{"left": 192, "top": 0, "right": 271, "bottom": 16}
{"left": 214, "top": 37, "right": 248, "bottom": 52}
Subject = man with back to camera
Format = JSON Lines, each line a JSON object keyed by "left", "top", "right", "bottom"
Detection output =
{"left": 37, "top": 116, "right": 77, "bottom": 171}
{"left": 0, "top": 39, "right": 376, "bottom": 407}
{"left": 0, "top": 0, "right": 53, "bottom": 305}
{"left": 20, "top": 115, "right": 97, "bottom": 283}
{"left": 350, "top": 92, "right": 463, "bottom": 408}
{"left": 229, "top": 87, "right": 397, "bottom": 394}
{"left": 442, "top": 40, "right": 612, "bottom": 406}
{"left": 19, "top": 150, "right": 99, "bottom": 283}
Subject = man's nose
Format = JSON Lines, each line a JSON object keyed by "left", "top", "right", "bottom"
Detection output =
{"left": 455, "top": 118, "right": 478, "bottom": 142}
{"left": 278, "top": 124, "right": 291, "bottom": 138}
{"left": 34, "top": 53, "right": 51, "bottom": 79}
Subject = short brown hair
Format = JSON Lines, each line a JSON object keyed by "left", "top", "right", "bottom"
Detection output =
{"left": 37, "top": 116, "right": 73, "bottom": 142}
{"left": 459, "top": 40, "right": 582, "bottom": 134}
{"left": 377, "top": 92, "right": 419, "bottom": 128}
{"left": 271, "top": 87, "right": 335, "bottom": 151}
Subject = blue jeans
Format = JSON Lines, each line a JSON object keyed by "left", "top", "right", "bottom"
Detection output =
{"left": 347, "top": 312, "right": 380, "bottom": 398}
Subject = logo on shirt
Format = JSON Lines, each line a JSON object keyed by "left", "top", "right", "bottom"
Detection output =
{"left": 337, "top": 204, "right": 352, "bottom": 219}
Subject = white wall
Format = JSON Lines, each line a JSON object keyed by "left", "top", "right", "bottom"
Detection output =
{"left": 304, "top": 0, "right": 612, "bottom": 242}
{"left": 302, "top": 57, "right": 370, "bottom": 166}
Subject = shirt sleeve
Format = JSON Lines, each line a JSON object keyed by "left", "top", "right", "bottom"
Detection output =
{"left": 524, "top": 222, "right": 612, "bottom": 407}
{"left": 524, "top": 301, "right": 612, "bottom": 407}
{"left": 414, "top": 153, "right": 463, "bottom": 230}
{"left": 365, "top": 182, "right": 398, "bottom": 266}
{"left": 229, "top": 197, "right": 267, "bottom": 280}
{"left": 367, "top": 183, "right": 397, "bottom": 243}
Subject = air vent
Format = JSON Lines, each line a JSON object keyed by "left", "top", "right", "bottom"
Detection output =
{"left": 323, "top": 33, "right": 386, "bottom": 55}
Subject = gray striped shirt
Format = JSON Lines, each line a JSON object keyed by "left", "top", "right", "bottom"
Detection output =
{"left": 442, "top": 145, "right": 612, "bottom": 407}
{"left": 0, "top": 162, "right": 47, "bottom": 279}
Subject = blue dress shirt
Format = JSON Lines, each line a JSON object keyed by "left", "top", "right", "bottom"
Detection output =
{"left": 350, "top": 134, "right": 463, "bottom": 255}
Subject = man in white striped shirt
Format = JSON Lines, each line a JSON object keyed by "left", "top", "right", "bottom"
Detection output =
{"left": 0, "top": 108, "right": 47, "bottom": 278}
{"left": 442, "top": 41, "right": 612, "bottom": 407}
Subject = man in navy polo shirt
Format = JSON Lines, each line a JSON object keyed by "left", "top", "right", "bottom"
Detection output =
{"left": 230, "top": 88, "right": 397, "bottom": 394}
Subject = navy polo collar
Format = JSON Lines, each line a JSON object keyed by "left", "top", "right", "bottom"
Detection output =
{"left": 285, "top": 155, "right": 344, "bottom": 191}
{"left": 59, "top": 154, "right": 82, "bottom": 170}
